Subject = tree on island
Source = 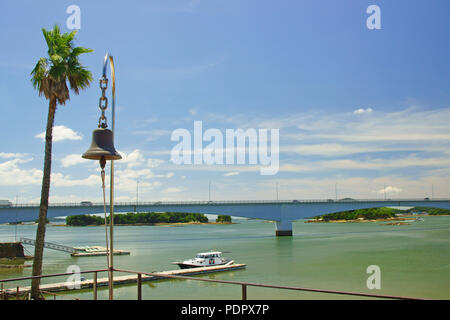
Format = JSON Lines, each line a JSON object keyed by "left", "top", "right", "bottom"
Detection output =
{"left": 30, "top": 25, "right": 93, "bottom": 300}
{"left": 314, "top": 207, "right": 401, "bottom": 221}
{"left": 216, "top": 215, "right": 232, "bottom": 223}
{"left": 66, "top": 212, "right": 209, "bottom": 226}
{"left": 405, "top": 207, "right": 450, "bottom": 215}
{"left": 66, "top": 215, "right": 103, "bottom": 226}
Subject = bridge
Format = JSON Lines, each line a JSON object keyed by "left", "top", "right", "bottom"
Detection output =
{"left": 1, "top": 199, "right": 450, "bottom": 236}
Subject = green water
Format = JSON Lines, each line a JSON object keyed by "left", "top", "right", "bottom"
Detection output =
{"left": 1, "top": 216, "right": 449, "bottom": 300}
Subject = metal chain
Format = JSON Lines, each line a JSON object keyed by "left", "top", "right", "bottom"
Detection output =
{"left": 98, "top": 77, "right": 109, "bottom": 128}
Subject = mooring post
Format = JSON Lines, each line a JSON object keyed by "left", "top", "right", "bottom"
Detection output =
{"left": 242, "top": 284, "right": 247, "bottom": 300}
{"left": 137, "top": 273, "right": 142, "bottom": 300}
{"left": 93, "top": 272, "right": 98, "bottom": 300}
{"left": 16, "top": 286, "right": 19, "bottom": 300}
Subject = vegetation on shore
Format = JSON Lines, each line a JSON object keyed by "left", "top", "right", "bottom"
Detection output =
{"left": 66, "top": 212, "right": 209, "bottom": 226}
{"left": 311, "top": 207, "right": 403, "bottom": 222}
{"left": 310, "top": 206, "right": 450, "bottom": 222}
{"left": 404, "top": 207, "right": 450, "bottom": 215}
{"left": 216, "top": 215, "right": 232, "bottom": 223}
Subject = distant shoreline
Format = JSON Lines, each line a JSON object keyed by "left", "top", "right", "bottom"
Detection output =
{"left": 51, "top": 221, "right": 238, "bottom": 227}
{"left": 305, "top": 217, "right": 418, "bottom": 223}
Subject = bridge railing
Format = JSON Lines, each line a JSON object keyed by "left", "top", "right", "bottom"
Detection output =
{"left": 5, "top": 198, "right": 450, "bottom": 208}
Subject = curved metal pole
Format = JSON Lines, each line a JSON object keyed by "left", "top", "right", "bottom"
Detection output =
{"left": 102, "top": 53, "right": 116, "bottom": 300}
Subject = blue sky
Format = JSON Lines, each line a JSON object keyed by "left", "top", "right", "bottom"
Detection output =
{"left": 1, "top": 0, "right": 450, "bottom": 203}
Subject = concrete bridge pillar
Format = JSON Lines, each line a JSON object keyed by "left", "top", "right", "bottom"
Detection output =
{"left": 275, "top": 220, "right": 292, "bottom": 236}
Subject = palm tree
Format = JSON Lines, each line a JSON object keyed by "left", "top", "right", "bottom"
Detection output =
{"left": 30, "top": 25, "right": 93, "bottom": 299}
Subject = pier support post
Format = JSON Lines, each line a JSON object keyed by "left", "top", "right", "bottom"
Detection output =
{"left": 242, "top": 284, "right": 247, "bottom": 300}
{"left": 137, "top": 273, "right": 142, "bottom": 300}
{"left": 93, "top": 272, "right": 97, "bottom": 300}
{"left": 275, "top": 220, "right": 292, "bottom": 236}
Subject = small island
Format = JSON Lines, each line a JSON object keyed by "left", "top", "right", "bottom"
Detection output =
{"left": 305, "top": 206, "right": 449, "bottom": 224}
{"left": 66, "top": 212, "right": 209, "bottom": 226}
{"left": 216, "top": 215, "right": 232, "bottom": 224}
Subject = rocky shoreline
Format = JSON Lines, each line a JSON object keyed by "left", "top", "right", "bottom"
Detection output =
{"left": 52, "top": 221, "right": 237, "bottom": 227}
{"left": 305, "top": 217, "right": 413, "bottom": 224}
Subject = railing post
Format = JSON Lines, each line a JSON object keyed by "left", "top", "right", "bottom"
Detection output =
{"left": 93, "top": 272, "right": 98, "bottom": 300}
{"left": 242, "top": 284, "right": 247, "bottom": 300}
{"left": 16, "top": 286, "right": 19, "bottom": 300}
{"left": 137, "top": 273, "right": 142, "bottom": 300}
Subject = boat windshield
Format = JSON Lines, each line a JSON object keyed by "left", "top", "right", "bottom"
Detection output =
{"left": 196, "top": 253, "right": 222, "bottom": 258}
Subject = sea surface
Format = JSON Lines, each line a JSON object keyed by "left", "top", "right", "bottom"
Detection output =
{"left": 0, "top": 216, "right": 449, "bottom": 300}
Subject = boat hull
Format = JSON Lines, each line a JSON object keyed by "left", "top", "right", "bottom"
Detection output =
{"left": 174, "top": 262, "right": 227, "bottom": 269}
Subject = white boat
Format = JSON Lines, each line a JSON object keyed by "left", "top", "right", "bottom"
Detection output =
{"left": 172, "top": 251, "right": 232, "bottom": 269}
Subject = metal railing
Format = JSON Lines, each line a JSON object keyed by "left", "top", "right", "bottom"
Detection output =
{"left": 0, "top": 267, "right": 427, "bottom": 300}
{"left": 0, "top": 269, "right": 108, "bottom": 300}
{"left": 20, "top": 237, "right": 76, "bottom": 253}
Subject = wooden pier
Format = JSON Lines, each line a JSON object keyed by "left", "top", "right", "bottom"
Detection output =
{"left": 0, "top": 263, "right": 246, "bottom": 297}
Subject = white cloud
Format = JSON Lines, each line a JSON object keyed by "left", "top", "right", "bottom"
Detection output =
{"left": 61, "top": 154, "right": 90, "bottom": 167}
{"left": 376, "top": 186, "right": 403, "bottom": 195}
{"left": 0, "top": 152, "right": 28, "bottom": 159}
{"left": 275, "top": 156, "right": 450, "bottom": 173}
{"left": 120, "top": 149, "right": 145, "bottom": 168}
{"left": 147, "top": 158, "right": 165, "bottom": 168}
{"left": 0, "top": 158, "right": 42, "bottom": 186}
{"left": 257, "top": 107, "right": 450, "bottom": 143}
{"left": 280, "top": 144, "right": 377, "bottom": 156}
{"left": 162, "top": 187, "right": 185, "bottom": 193}
{"left": 51, "top": 173, "right": 100, "bottom": 187}
{"left": 254, "top": 176, "right": 446, "bottom": 200}
{"left": 353, "top": 107, "right": 373, "bottom": 114}
{"left": 35, "top": 125, "right": 82, "bottom": 142}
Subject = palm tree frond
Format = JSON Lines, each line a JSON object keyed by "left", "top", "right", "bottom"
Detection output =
{"left": 31, "top": 24, "right": 93, "bottom": 104}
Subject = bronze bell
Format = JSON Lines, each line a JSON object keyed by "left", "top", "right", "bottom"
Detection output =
{"left": 82, "top": 128, "right": 122, "bottom": 161}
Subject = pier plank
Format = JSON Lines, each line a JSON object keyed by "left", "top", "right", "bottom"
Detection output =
{"left": 0, "top": 263, "right": 246, "bottom": 296}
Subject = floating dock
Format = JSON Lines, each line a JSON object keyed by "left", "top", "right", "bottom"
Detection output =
{"left": 70, "top": 246, "right": 130, "bottom": 257}
{"left": 0, "top": 263, "right": 246, "bottom": 296}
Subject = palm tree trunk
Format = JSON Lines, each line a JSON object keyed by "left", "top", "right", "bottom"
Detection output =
{"left": 31, "top": 97, "right": 56, "bottom": 300}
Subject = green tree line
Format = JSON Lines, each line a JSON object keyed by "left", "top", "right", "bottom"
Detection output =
{"left": 404, "top": 207, "right": 450, "bottom": 215}
{"left": 314, "top": 207, "right": 401, "bottom": 221}
{"left": 66, "top": 212, "right": 209, "bottom": 226}
{"left": 216, "top": 215, "right": 232, "bottom": 223}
